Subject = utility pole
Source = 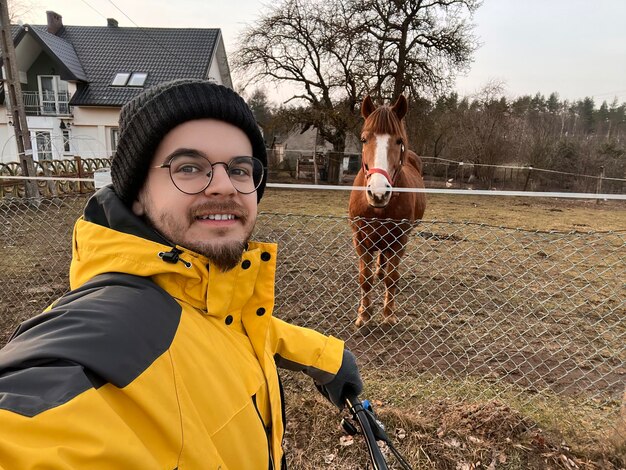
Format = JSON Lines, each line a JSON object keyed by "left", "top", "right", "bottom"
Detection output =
{"left": 0, "top": 1, "right": 40, "bottom": 200}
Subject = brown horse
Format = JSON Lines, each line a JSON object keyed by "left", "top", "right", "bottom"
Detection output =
{"left": 349, "top": 95, "right": 426, "bottom": 327}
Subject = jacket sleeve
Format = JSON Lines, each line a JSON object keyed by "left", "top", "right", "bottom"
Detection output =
{"left": 0, "top": 275, "right": 188, "bottom": 470}
{"left": 269, "top": 316, "right": 344, "bottom": 384}
{"left": 0, "top": 372, "right": 172, "bottom": 470}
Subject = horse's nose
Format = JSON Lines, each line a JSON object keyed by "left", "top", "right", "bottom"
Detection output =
{"left": 367, "top": 183, "right": 391, "bottom": 198}
{"left": 367, "top": 184, "right": 392, "bottom": 206}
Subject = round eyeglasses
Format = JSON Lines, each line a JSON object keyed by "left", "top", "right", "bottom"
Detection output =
{"left": 153, "top": 154, "right": 265, "bottom": 195}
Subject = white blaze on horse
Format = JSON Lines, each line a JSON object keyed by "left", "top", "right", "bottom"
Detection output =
{"left": 348, "top": 95, "right": 426, "bottom": 327}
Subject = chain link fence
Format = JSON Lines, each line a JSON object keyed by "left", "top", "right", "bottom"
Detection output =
{"left": 1, "top": 193, "right": 624, "bottom": 448}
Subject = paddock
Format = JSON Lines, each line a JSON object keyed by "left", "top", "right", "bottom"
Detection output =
{"left": 0, "top": 188, "right": 624, "bottom": 465}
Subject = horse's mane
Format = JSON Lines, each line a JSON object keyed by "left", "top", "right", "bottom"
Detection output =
{"left": 362, "top": 106, "right": 408, "bottom": 145}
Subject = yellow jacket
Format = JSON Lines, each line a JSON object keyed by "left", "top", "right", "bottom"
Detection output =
{"left": 0, "top": 187, "right": 344, "bottom": 469}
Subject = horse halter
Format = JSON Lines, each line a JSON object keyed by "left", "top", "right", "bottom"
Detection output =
{"left": 362, "top": 142, "right": 406, "bottom": 188}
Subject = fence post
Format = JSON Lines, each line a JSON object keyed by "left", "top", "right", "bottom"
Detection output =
{"left": 523, "top": 165, "right": 533, "bottom": 191}
{"left": 596, "top": 166, "right": 605, "bottom": 205}
{"left": 458, "top": 162, "right": 464, "bottom": 189}
{"left": 74, "top": 156, "right": 84, "bottom": 193}
{"left": 311, "top": 129, "right": 319, "bottom": 185}
{"left": 41, "top": 159, "right": 58, "bottom": 197}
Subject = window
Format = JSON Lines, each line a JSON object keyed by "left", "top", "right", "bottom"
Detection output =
{"left": 111, "top": 73, "right": 131, "bottom": 86}
{"left": 38, "top": 76, "right": 70, "bottom": 115}
{"left": 128, "top": 72, "right": 147, "bottom": 87}
{"left": 62, "top": 129, "right": 71, "bottom": 154}
{"left": 32, "top": 131, "right": 52, "bottom": 161}
{"left": 110, "top": 128, "right": 120, "bottom": 154}
{"left": 111, "top": 72, "right": 147, "bottom": 87}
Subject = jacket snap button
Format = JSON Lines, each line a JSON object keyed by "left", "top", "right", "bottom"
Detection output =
{"left": 241, "top": 260, "right": 251, "bottom": 269}
{"left": 225, "top": 315, "right": 233, "bottom": 325}
{"left": 261, "top": 252, "right": 271, "bottom": 261}
{"left": 256, "top": 307, "right": 266, "bottom": 316}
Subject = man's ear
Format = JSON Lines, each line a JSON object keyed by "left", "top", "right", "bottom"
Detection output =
{"left": 132, "top": 197, "right": 145, "bottom": 216}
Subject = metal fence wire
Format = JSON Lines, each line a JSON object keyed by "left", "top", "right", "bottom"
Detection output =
{"left": 0, "top": 194, "right": 624, "bottom": 446}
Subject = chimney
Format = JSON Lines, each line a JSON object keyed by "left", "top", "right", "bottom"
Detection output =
{"left": 46, "top": 11, "right": 63, "bottom": 35}
{"left": 107, "top": 18, "right": 119, "bottom": 28}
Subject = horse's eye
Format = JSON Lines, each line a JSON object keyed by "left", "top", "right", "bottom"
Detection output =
{"left": 360, "top": 137, "right": 367, "bottom": 143}
{"left": 396, "top": 138, "right": 403, "bottom": 145}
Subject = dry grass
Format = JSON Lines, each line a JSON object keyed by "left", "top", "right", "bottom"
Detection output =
{"left": 260, "top": 187, "right": 626, "bottom": 232}
{"left": 260, "top": 187, "right": 626, "bottom": 468}
{"left": 1, "top": 189, "right": 625, "bottom": 469}
{"left": 282, "top": 373, "right": 625, "bottom": 469}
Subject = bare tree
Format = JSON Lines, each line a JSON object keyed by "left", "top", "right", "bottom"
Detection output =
{"left": 235, "top": 0, "right": 365, "bottom": 153}
{"left": 355, "top": 0, "right": 479, "bottom": 101}
{"left": 455, "top": 82, "right": 511, "bottom": 187}
{"left": 234, "top": 0, "right": 479, "bottom": 152}
{"left": 8, "top": 0, "right": 40, "bottom": 23}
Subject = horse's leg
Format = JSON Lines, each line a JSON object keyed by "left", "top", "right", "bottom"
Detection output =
{"left": 356, "top": 248, "right": 376, "bottom": 327}
{"left": 381, "top": 249, "right": 404, "bottom": 325}
{"left": 376, "top": 251, "right": 387, "bottom": 281}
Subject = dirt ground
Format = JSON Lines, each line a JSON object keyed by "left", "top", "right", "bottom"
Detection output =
{"left": 1, "top": 190, "right": 625, "bottom": 469}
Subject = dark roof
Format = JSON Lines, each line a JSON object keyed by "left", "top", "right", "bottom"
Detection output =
{"left": 18, "top": 24, "right": 220, "bottom": 107}
{"left": 28, "top": 25, "right": 87, "bottom": 81}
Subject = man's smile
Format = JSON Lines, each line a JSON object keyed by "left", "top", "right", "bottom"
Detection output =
{"left": 196, "top": 214, "right": 237, "bottom": 221}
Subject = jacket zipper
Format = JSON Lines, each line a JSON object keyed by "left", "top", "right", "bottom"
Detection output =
{"left": 252, "top": 394, "right": 274, "bottom": 470}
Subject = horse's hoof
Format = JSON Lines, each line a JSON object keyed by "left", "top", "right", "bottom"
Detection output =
{"left": 382, "top": 315, "right": 398, "bottom": 325}
{"left": 355, "top": 316, "right": 369, "bottom": 328}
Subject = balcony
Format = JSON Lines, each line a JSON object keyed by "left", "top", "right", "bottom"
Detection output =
{"left": 22, "top": 91, "right": 71, "bottom": 116}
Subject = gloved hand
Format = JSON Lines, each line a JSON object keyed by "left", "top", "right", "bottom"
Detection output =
{"left": 316, "top": 348, "right": 363, "bottom": 409}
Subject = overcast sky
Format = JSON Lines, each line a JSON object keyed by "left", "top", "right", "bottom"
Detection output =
{"left": 25, "top": 0, "right": 626, "bottom": 104}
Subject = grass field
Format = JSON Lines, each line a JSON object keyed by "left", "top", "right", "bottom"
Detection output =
{"left": 257, "top": 189, "right": 626, "bottom": 468}
{"left": 261, "top": 186, "right": 626, "bottom": 231}
{"left": 1, "top": 188, "right": 625, "bottom": 469}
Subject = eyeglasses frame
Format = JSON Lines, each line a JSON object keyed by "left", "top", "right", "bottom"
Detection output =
{"left": 152, "top": 155, "right": 266, "bottom": 195}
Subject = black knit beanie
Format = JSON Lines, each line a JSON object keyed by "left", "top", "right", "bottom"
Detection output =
{"left": 111, "top": 79, "right": 267, "bottom": 205}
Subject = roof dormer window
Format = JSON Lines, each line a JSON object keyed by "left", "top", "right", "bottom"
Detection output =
{"left": 111, "top": 72, "right": 148, "bottom": 87}
{"left": 111, "top": 73, "right": 131, "bottom": 86}
{"left": 127, "top": 72, "right": 147, "bottom": 87}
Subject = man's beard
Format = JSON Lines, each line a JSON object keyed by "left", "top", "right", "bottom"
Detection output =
{"left": 140, "top": 197, "right": 252, "bottom": 272}
{"left": 187, "top": 238, "right": 248, "bottom": 271}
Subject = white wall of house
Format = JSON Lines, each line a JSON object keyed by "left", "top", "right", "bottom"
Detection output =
{"left": 71, "top": 107, "right": 120, "bottom": 159}
{"left": 207, "top": 57, "right": 223, "bottom": 86}
{"left": 0, "top": 126, "right": 15, "bottom": 164}
{"left": 208, "top": 36, "right": 232, "bottom": 88}
{"left": 0, "top": 106, "right": 121, "bottom": 164}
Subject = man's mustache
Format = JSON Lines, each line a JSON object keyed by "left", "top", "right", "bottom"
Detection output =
{"left": 189, "top": 202, "right": 248, "bottom": 222}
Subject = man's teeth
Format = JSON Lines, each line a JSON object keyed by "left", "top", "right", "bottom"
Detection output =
{"left": 198, "top": 214, "right": 235, "bottom": 221}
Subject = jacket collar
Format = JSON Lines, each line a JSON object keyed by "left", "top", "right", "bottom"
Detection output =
{"left": 70, "top": 185, "right": 277, "bottom": 315}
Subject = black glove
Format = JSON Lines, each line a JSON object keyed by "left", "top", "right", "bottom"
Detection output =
{"left": 316, "top": 348, "right": 363, "bottom": 409}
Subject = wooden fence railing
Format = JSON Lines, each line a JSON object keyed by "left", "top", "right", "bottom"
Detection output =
{"left": 0, "top": 157, "right": 111, "bottom": 198}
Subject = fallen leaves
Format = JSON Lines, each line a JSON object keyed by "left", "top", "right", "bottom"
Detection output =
{"left": 339, "top": 435, "right": 354, "bottom": 447}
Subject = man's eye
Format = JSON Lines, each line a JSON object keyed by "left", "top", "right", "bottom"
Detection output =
{"left": 229, "top": 166, "right": 252, "bottom": 177}
{"left": 176, "top": 164, "right": 202, "bottom": 174}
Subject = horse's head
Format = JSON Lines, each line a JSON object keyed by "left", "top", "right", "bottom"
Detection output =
{"left": 360, "top": 95, "right": 408, "bottom": 208}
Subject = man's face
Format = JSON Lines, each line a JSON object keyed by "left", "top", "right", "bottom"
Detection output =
{"left": 132, "top": 119, "right": 259, "bottom": 271}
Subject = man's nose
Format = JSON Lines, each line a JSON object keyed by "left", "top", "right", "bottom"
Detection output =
{"left": 204, "top": 164, "right": 236, "bottom": 195}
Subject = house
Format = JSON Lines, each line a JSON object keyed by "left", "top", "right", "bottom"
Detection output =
{"left": 271, "top": 125, "right": 361, "bottom": 180}
{"left": 0, "top": 11, "right": 232, "bottom": 164}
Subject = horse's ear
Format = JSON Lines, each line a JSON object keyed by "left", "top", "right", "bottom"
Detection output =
{"left": 361, "top": 96, "right": 376, "bottom": 119}
{"left": 391, "top": 95, "right": 408, "bottom": 120}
